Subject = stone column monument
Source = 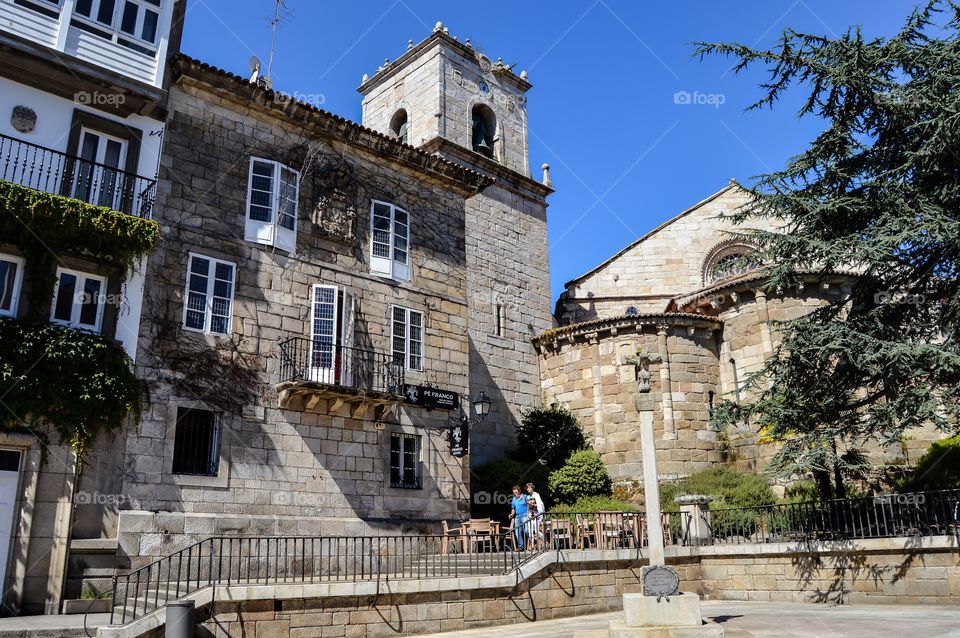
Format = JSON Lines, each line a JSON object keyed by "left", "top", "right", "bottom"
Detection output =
{"left": 574, "top": 346, "right": 723, "bottom": 638}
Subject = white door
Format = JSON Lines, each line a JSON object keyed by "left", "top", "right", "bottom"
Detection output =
{"left": 310, "top": 285, "right": 338, "bottom": 384}
{"left": 73, "top": 128, "right": 128, "bottom": 210}
{"left": 0, "top": 451, "right": 22, "bottom": 591}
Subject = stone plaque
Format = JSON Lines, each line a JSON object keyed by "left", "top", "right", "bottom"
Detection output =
{"left": 11, "top": 106, "right": 36, "bottom": 133}
{"left": 642, "top": 565, "right": 680, "bottom": 598}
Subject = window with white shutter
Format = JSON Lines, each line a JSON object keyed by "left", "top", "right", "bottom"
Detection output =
{"left": 369, "top": 201, "right": 410, "bottom": 281}
{"left": 182, "top": 253, "right": 235, "bottom": 336}
{"left": 0, "top": 254, "right": 25, "bottom": 318}
{"left": 245, "top": 157, "right": 300, "bottom": 253}
{"left": 391, "top": 306, "right": 423, "bottom": 371}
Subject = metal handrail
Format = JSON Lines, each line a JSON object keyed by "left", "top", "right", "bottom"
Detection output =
{"left": 277, "top": 336, "right": 404, "bottom": 395}
{"left": 0, "top": 132, "right": 156, "bottom": 217}
{"left": 700, "top": 489, "right": 960, "bottom": 545}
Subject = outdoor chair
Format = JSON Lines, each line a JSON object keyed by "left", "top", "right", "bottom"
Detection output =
{"left": 441, "top": 520, "right": 466, "bottom": 555}
{"left": 464, "top": 518, "right": 499, "bottom": 553}
{"left": 576, "top": 513, "right": 599, "bottom": 549}
{"left": 547, "top": 518, "right": 574, "bottom": 549}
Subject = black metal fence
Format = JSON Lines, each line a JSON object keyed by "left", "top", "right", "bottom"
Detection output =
{"left": 0, "top": 132, "right": 156, "bottom": 217}
{"left": 277, "top": 337, "right": 404, "bottom": 395}
{"left": 108, "top": 491, "right": 959, "bottom": 626}
{"left": 701, "top": 490, "right": 960, "bottom": 545}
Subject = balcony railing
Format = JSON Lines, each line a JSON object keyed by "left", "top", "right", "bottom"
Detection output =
{"left": 0, "top": 133, "right": 156, "bottom": 217}
{"left": 278, "top": 337, "right": 405, "bottom": 396}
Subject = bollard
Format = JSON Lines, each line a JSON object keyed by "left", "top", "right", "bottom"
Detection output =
{"left": 166, "top": 600, "right": 195, "bottom": 638}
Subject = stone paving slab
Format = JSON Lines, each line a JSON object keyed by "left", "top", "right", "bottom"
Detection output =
{"left": 0, "top": 613, "right": 110, "bottom": 638}
{"left": 411, "top": 601, "right": 960, "bottom": 638}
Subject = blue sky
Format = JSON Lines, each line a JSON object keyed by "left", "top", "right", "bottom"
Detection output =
{"left": 181, "top": 1, "right": 918, "bottom": 301}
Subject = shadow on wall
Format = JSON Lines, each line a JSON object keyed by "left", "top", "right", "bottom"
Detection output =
{"left": 789, "top": 537, "right": 935, "bottom": 604}
{"left": 467, "top": 333, "right": 520, "bottom": 467}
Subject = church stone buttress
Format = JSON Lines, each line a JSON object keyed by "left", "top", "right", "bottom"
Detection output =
{"left": 359, "top": 23, "right": 553, "bottom": 465}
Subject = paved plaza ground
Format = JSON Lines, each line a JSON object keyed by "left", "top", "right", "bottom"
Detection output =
{"left": 0, "top": 601, "right": 959, "bottom": 637}
{"left": 413, "top": 601, "right": 960, "bottom": 638}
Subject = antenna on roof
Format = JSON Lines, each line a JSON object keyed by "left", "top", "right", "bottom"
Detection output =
{"left": 265, "top": 0, "right": 292, "bottom": 89}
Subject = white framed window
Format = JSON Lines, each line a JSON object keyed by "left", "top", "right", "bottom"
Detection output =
{"left": 389, "top": 432, "right": 421, "bottom": 489}
{"left": 72, "top": 0, "right": 164, "bottom": 52}
{"left": 245, "top": 158, "right": 300, "bottom": 254}
{"left": 391, "top": 306, "right": 423, "bottom": 371}
{"left": 50, "top": 268, "right": 106, "bottom": 333}
{"left": 182, "top": 253, "right": 235, "bottom": 336}
{"left": 370, "top": 201, "right": 410, "bottom": 281}
{"left": 0, "top": 254, "right": 25, "bottom": 318}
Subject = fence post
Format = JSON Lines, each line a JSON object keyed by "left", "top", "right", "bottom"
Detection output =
{"left": 674, "top": 495, "right": 713, "bottom": 546}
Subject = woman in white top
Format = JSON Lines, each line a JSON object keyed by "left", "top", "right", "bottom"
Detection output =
{"left": 525, "top": 483, "right": 546, "bottom": 547}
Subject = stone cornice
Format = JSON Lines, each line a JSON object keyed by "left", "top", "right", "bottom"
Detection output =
{"left": 419, "top": 137, "right": 553, "bottom": 200}
{"left": 357, "top": 30, "right": 532, "bottom": 95}
{"left": 169, "top": 54, "right": 494, "bottom": 196}
{"left": 533, "top": 313, "right": 722, "bottom": 352}
{"left": 669, "top": 269, "right": 858, "bottom": 314}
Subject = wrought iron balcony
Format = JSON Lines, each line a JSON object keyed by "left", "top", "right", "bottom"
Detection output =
{"left": 0, "top": 133, "right": 156, "bottom": 218}
{"left": 276, "top": 337, "right": 405, "bottom": 413}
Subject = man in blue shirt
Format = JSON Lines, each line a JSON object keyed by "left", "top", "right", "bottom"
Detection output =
{"left": 509, "top": 485, "right": 529, "bottom": 550}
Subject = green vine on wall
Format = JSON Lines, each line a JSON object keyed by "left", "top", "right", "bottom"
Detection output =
{"left": 0, "top": 180, "right": 162, "bottom": 456}
{"left": 0, "top": 319, "right": 144, "bottom": 459}
{"left": 0, "top": 181, "right": 161, "bottom": 317}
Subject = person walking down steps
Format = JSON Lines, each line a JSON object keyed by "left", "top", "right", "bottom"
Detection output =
{"left": 509, "top": 485, "right": 529, "bottom": 550}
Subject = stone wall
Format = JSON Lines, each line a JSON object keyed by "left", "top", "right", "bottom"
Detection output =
{"left": 464, "top": 182, "right": 552, "bottom": 464}
{"left": 537, "top": 316, "right": 723, "bottom": 484}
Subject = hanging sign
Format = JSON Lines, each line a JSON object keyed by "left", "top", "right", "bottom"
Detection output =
{"left": 402, "top": 384, "right": 459, "bottom": 411}
{"left": 449, "top": 419, "right": 469, "bottom": 458}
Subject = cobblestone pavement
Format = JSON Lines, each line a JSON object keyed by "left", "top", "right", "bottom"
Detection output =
{"left": 411, "top": 601, "right": 960, "bottom": 637}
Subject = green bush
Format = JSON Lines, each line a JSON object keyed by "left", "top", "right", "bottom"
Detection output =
{"left": 515, "top": 403, "right": 586, "bottom": 469}
{"left": 550, "top": 495, "right": 637, "bottom": 514}
{"left": 658, "top": 467, "right": 776, "bottom": 513}
{"left": 548, "top": 450, "right": 612, "bottom": 504}
{"left": 900, "top": 434, "right": 960, "bottom": 491}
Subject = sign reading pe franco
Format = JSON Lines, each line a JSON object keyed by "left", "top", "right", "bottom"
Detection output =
{"left": 402, "top": 384, "right": 459, "bottom": 411}
{"left": 642, "top": 565, "right": 680, "bottom": 600}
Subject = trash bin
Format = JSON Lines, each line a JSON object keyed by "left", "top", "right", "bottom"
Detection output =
{"left": 166, "top": 600, "right": 195, "bottom": 638}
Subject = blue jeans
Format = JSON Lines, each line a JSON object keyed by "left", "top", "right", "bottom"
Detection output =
{"left": 515, "top": 513, "right": 529, "bottom": 549}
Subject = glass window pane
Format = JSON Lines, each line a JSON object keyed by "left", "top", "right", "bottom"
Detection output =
{"left": 78, "top": 277, "right": 102, "bottom": 327}
{"left": 96, "top": 0, "right": 116, "bottom": 25}
{"left": 190, "top": 257, "right": 209, "bottom": 276}
{"left": 53, "top": 273, "right": 77, "bottom": 322}
{"left": 141, "top": 8, "right": 158, "bottom": 42}
{"left": 75, "top": 0, "right": 93, "bottom": 17}
{"left": 0, "top": 260, "right": 18, "bottom": 312}
{"left": 120, "top": 1, "right": 137, "bottom": 33}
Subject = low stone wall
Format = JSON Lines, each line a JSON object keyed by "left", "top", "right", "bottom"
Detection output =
{"left": 101, "top": 537, "right": 960, "bottom": 638}
{"left": 695, "top": 536, "right": 960, "bottom": 605}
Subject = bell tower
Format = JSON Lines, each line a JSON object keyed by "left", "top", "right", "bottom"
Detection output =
{"left": 359, "top": 22, "right": 531, "bottom": 176}
{"left": 358, "top": 23, "right": 553, "bottom": 468}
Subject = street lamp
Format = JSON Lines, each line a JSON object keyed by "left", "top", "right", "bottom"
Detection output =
{"left": 449, "top": 391, "right": 493, "bottom": 457}
{"left": 472, "top": 391, "right": 491, "bottom": 421}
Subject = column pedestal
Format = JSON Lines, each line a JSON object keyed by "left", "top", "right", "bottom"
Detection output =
{"left": 574, "top": 593, "right": 723, "bottom": 638}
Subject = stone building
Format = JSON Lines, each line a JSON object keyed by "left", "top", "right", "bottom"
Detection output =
{"left": 537, "top": 181, "right": 916, "bottom": 484}
{"left": 60, "top": 22, "right": 554, "bottom": 598}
